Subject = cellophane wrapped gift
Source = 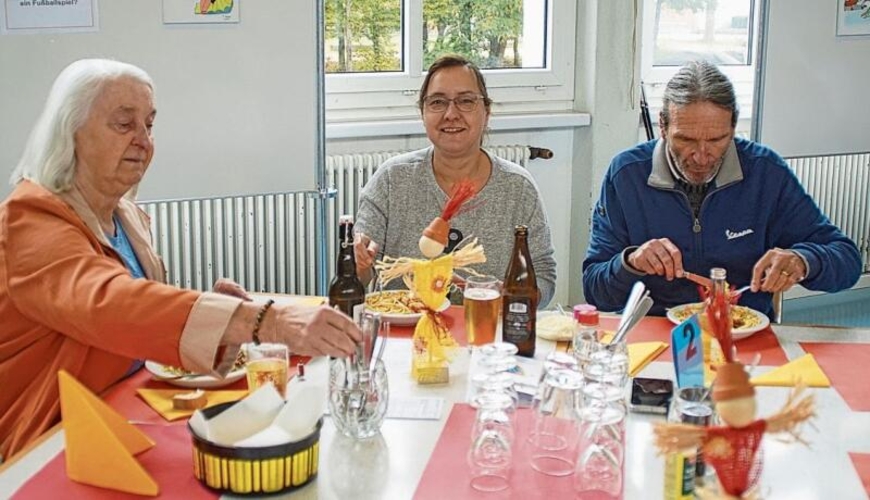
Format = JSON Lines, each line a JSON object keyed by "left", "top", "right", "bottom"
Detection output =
{"left": 410, "top": 254, "right": 458, "bottom": 384}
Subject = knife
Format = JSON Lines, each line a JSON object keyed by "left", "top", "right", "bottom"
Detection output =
{"left": 682, "top": 271, "right": 713, "bottom": 289}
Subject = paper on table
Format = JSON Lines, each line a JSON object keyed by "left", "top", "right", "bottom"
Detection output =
{"left": 387, "top": 397, "right": 444, "bottom": 420}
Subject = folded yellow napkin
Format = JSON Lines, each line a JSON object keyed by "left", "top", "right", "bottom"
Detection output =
{"left": 628, "top": 341, "right": 669, "bottom": 377}
{"left": 59, "top": 371, "right": 158, "bottom": 496}
{"left": 586, "top": 333, "right": 667, "bottom": 377}
{"left": 137, "top": 389, "right": 249, "bottom": 421}
{"left": 750, "top": 353, "right": 831, "bottom": 387}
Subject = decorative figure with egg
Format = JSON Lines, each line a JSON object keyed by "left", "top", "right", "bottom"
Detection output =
{"left": 375, "top": 180, "right": 485, "bottom": 384}
{"left": 653, "top": 299, "right": 816, "bottom": 499}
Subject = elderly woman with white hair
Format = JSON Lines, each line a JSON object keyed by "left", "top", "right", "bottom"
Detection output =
{"left": 0, "top": 59, "right": 361, "bottom": 461}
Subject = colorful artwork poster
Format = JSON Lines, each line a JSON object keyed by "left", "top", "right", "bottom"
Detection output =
{"left": 838, "top": 0, "right": 870, "bottom": 36}
{"left": 0, "top": 0, "right": 98, "bottom": 35}
{"left": 162, "top": 0, "right": 238, "bottom": 24}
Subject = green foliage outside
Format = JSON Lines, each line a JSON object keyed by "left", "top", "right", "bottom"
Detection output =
{"left": 325, "top": 0, "right": 525, "bottom": 74}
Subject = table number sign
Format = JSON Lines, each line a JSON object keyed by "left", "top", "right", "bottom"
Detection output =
{"left": 671, "top": 315, "right": 703, "bottom": 388}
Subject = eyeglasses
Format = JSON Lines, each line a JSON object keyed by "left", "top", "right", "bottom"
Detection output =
{"left": 422, "top": 94, "right": 486, "bottom": 113}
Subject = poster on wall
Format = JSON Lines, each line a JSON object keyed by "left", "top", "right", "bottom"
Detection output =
{"left": 0, "top": 0, "right": 98, "bottom": 35}
{"left": 162, "top": 0, "right": 239, "bottom": 24}
{"left": 837, "top": 0, "right": 870, "bottom": 36}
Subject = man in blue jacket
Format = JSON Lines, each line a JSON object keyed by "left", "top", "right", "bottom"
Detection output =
{"left": 583, "top": 61, "right": 862, "bottom": 317}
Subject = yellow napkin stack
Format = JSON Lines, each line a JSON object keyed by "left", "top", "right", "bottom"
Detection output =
{"left": 137, "top": 389, "right": 249, "bottom": 421}
{"left": 750, "top": 353, "right": 831, "bottom": 387}
{"left": 58, "top": 370, "right": 159, "bottom": 496}
{"left": 597, "top": 332, "right": 668, "bottom": 377}
{"left": 628, "top": 342, "right": 669, "bottom": 377}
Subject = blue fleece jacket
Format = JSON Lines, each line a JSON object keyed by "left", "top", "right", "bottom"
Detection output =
{"left": 582, "top": 137, "right": 862, "bottom": 317}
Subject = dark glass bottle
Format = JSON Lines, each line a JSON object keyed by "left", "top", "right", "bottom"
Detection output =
{"left": 328, "top": 215, "right": 366, "bottom": 320}
{"left": 502, "top": 225, "right": 538, "bottom": 357}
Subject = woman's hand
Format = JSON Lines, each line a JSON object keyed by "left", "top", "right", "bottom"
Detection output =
{"left": 213, "top": 278, "right": 252, "bottom": 300}
{"left": 272, "top": 304, "right": 361, "bottom": 358}
{"left": 353, "top": 232, "right": 380, "bottom": 282}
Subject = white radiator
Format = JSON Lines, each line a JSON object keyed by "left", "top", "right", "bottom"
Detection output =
{"left": 140, "top": 145, "right": 530, "bottom": 295}
{"left": 786, "top": 153, "right": 870, "bottom": 273}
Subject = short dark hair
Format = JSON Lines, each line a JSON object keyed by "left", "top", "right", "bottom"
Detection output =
{"left": 661, "top": 60, "right": 739, "bottom": 128}
{"left": 418, "top": 55, "right": 492, "bottom": 113}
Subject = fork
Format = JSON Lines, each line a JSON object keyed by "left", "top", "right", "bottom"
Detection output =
{"left": 730, "top": 285, "right": 752, "bottom": 299}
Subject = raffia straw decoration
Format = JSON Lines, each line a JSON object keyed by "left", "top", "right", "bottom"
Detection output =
{"left": 765, "top": 383, "right": 816, "bottom": 445}
{"left": 375, "top": 237, "right": 486, "bottom": 287}
{"left": 652, "top": 422, "right": 708, "bottom": 455}
{"left": 653, "top": 383, "right": 816, "bottom": 456}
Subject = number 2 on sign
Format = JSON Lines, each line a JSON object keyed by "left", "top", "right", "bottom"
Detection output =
{"left": 671, "top": 315, "right": 703, "bottom": 388}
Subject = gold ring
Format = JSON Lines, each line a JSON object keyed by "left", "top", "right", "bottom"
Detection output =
{"left": 781, "top": 270, "right": 791, "bottom": 277}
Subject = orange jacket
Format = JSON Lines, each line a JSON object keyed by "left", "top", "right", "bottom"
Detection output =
{"left": 0, "top": 181, "right": 241, "bottom": 460}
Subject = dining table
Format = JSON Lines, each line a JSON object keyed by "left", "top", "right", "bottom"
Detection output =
{"left": 1, "top": 304, "right": 869, "bottom": 499}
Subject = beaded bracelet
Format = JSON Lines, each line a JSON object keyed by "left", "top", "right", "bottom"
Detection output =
{"left": 252, "top": 299, "right": 275, "bottom": 345}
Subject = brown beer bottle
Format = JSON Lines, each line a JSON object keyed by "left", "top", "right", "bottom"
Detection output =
{"left": 328, "top": 215, "right": 366, "bottom": 320}
{"left": 502, "top": 225, "right": 538, "bottom": 357}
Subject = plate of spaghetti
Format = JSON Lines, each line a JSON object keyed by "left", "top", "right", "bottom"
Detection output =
{"left": 365, "top": 290, "right": 449, "bottom": 326}
{"left": 666, "top": 303, "right": 770, "bottom": 340}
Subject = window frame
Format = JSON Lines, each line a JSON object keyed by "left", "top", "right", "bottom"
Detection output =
{"left": 640, "top": 0, "right": 758, "bottom": 86}
{"left": 325, "top": 0, "right": 577, "bottom": 118}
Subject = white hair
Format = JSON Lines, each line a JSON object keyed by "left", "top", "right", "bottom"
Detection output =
{"left": 10, "top": 59, "right": 154, "bottom": 192}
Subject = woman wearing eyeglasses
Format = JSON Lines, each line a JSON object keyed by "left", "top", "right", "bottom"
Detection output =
{"left": 353, "top": 55, "right": 556, "bottom": 307}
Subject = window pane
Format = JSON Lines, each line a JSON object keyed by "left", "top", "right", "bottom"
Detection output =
{"left": 422, "top": 0, "right": 547, "bottom": 70}
{"left": 325, "top": 0, "right": 403, "bottom": 74}
{"left": 652, "top": 0, "right": 753, "bottom": 67}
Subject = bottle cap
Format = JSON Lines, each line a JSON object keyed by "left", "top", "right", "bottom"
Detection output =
{"left": 573, "top": 304, "right": 599, "bottom": 326}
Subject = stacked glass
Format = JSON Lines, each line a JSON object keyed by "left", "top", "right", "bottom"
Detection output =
{"left": 468, "top": 342, "right": 519, "bottom": 410}
{"left": 573, "top": 335, "right": 630, "bottom": 499}
{"left": 468, "top": 391, "right": 516, "bottom": 492}
{"left": 467, "top": 342, "right": 520, "bottom": 491}
{"left": 529, "top": 368, "right": 585, "bottom": 477}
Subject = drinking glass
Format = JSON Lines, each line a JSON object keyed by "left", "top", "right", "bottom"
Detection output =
{"left": 574, "top": 400, "right": 626, "bottom": 499}
{"left": 582, "top": 341, "right": 630, "bottom": 404}
{"left": 573, "top": 327, "right": 601, "bottom": 370}
{"left": 245, "top": 343, "right": 289, "bottom": 397}
{"left": 468, "top": 352, "right": 518, "bottom": 408}
{"left": 669, "top": 387, "right": 715, "bottom": 480}
{"left": 328, "top": 316, "right": 390, "bottom": 439}
{"left": 530, "top": 368, "right": 584, "bottom": 476}
{"left": 464, "top": 276, "right": 502, "bottom": 347}
{"left": 468, "top": 391, "right": 515, "bottom": 492}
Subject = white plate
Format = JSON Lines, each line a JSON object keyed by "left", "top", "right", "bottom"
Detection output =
{"left": 666, "top": 303, "right": 770, "bottom": 340}
{"left": 144, "top": 360, "right": 247, "bottom": 389}
{"left": 365, "top": 290, "right": 450, "bottom": 326}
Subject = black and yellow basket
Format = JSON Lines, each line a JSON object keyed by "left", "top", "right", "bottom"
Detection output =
{"left": 188, "top": 402, "right": 322, "bottom": 495}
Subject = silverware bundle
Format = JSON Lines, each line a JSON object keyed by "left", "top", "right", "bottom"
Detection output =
{"left": 611, "top": 282, "right": 654, "bottom": 345}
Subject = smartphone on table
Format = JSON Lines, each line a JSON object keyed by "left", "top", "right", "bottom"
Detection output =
{"left": 629, "top": 377, "right": 674, "bottom": 415}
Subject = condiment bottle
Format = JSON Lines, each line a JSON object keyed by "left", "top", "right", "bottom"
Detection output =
{"left": 502, "top": 225, "right": 538, "bottom": 358}
{"left": 701, "top": 267, "right": 727, "bottom": 386}
{"left": 573, "top": 304, "right": 600, "bottom": 334}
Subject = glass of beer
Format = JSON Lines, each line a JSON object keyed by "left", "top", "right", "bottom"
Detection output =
{"left": 464, "top": 275, "right": 502, "bottom": 347}
{"left": 245, "top": 343, "right": 289, "bottom": 398}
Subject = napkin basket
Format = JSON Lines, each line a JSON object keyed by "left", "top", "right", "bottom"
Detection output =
{"left": 188, "top": 402, "right": 323, "bottom": 495}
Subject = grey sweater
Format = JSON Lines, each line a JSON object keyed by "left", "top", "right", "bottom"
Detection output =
{"left": 355, "top": 146, "right": 557, "bottom": 307}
